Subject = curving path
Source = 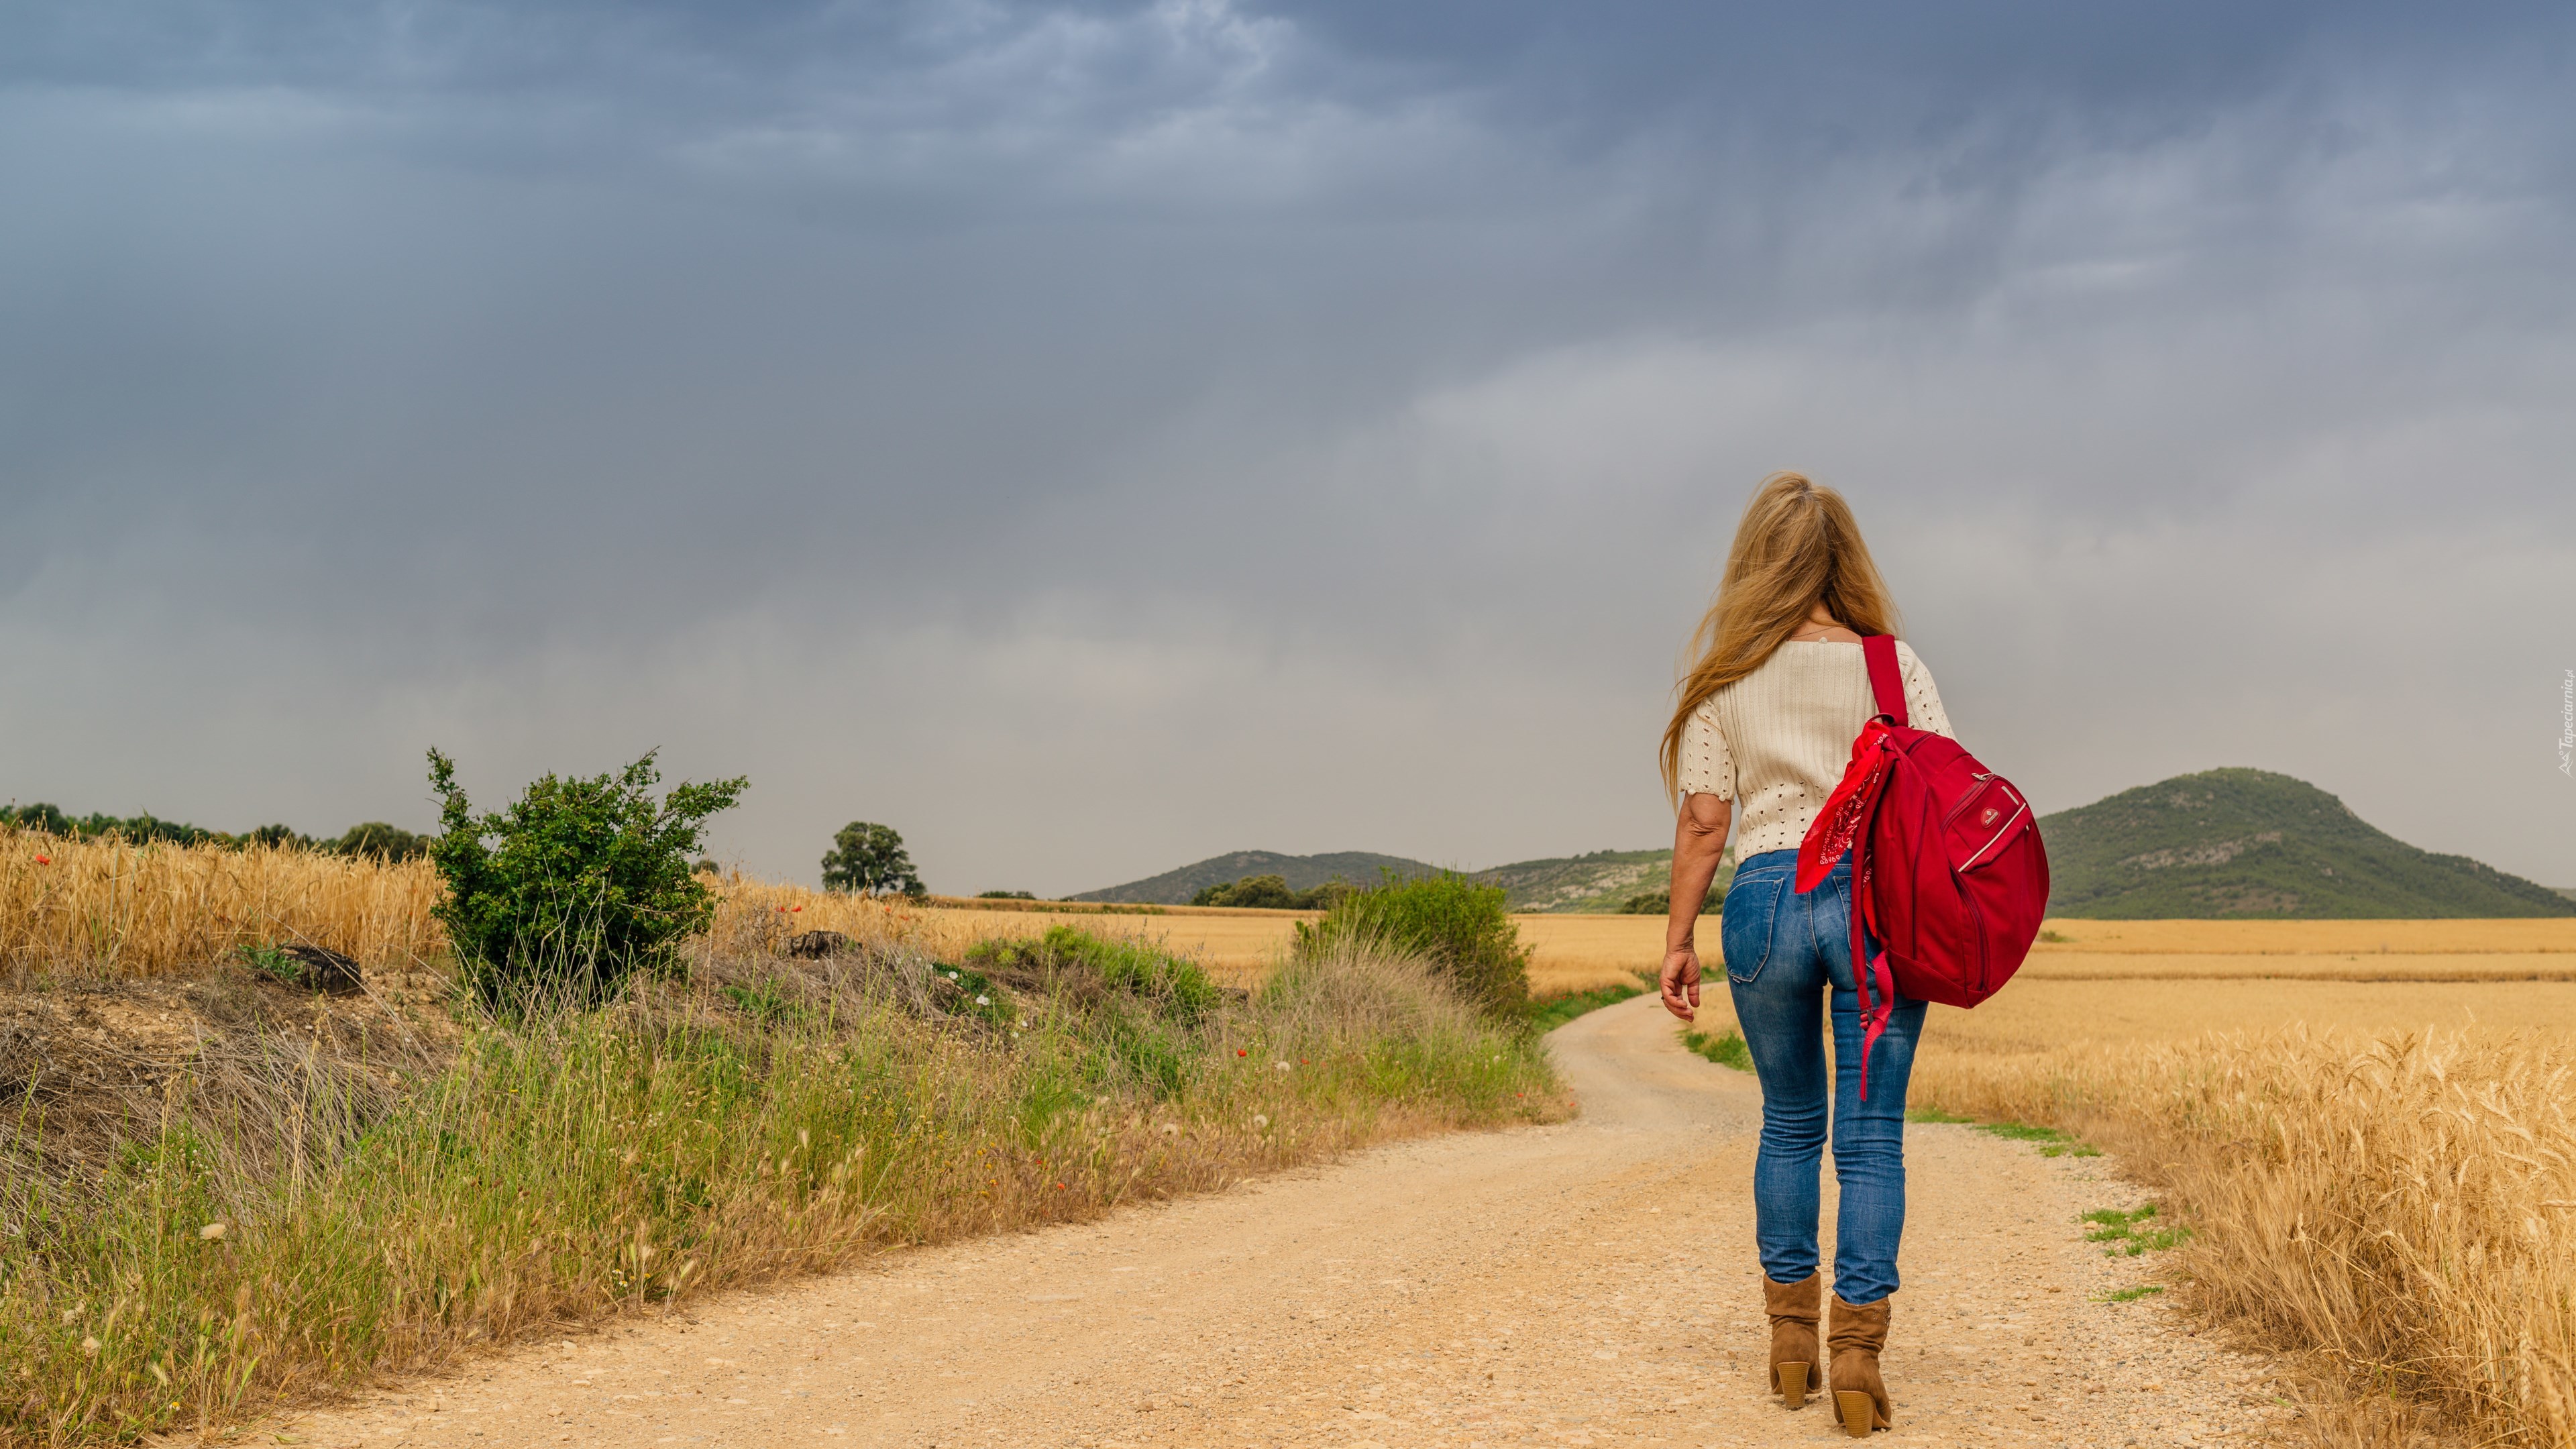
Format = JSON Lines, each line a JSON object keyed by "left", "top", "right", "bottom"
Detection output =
{"left": 278, "top": 997, "right": 2284, "bottom": 1448}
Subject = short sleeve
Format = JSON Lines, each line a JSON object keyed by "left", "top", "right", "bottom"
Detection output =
{"left": 1678, "top": 702, "right": 1735, "bottom": 800}
{"left": 1895, "top": 642, "right": 1954, "bottom": 739}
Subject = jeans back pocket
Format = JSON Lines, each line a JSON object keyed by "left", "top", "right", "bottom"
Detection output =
{"left": 1720, "top": 868, "right": 1790, "bottom": 984}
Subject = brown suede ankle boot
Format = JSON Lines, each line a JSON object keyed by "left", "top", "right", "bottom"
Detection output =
{"left": 1827, "top": 1293, "right": 1894, "bottom": 1436}
{"left": 1761, "top": 1273, "right": 1821, "bottom": 1408}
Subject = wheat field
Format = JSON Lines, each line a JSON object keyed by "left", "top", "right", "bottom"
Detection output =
{"left": 0, "top": 829, "right": 445, "bottom": 976}
{"left": 718, "top": 898, "right": 1673, "bottom": 994}
{"left": 1666, "top": 916, "right": 2576, "bottom": 1448}
{"left": 0, "top": 831, "right": 1672, "bottom": 993}
{"left": 10, "top": 826, "right": 2576, "bottom": 1441}
{"left": 1902, "top": 1025, "right": 2576, "bottom": 1448}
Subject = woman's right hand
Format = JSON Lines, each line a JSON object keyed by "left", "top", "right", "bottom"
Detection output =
{"left": 1660, "top": 946, "right": 1701, "bottom": 1021}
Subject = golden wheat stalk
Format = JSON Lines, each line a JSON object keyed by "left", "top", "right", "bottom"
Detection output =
{"left": 0, "top": 830, "right": 446, "bottom": 976}
{"left": 1911, "top": 1025, "right": 2576, "bottom": 1446}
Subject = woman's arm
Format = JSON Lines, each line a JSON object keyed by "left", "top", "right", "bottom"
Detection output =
{"left": 1660, "top": 790, "right": 1733, "bottom": 1021}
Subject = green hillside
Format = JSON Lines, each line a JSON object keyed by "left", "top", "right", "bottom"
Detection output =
{"left": 2041, "top": 769, "right": 2573, "bottom": 919}
{"left": 1472, "top": 848, "right": 1674, "bottom": 912}
{"left": 1075, "top": 847, "right": 1702, "bottom": 912}
{"left": 1069, "top": 850, "right": 1438, "bottom": 904}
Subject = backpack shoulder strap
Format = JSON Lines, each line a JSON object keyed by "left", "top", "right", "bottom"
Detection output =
{"left": 1861, "top": 633, "right": 1909, "bottom": 727}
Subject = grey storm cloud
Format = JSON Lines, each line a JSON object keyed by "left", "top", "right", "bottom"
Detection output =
{"left": 3, "top": 1, "right": 2572, "bottom": 894}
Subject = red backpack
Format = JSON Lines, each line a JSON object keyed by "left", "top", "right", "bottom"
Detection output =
{"left": 1794, "top": 634, "right": 2049, "bottom": 1096}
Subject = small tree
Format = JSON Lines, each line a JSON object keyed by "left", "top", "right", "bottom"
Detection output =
{"left": 427, "top": 749, "right": 746, "bottom": 1008}
{"left": 1192, "top": 873, "right": 1299, "bottom": 908}
{"left": 822, "top": 821, "right": 925, "bottom": 897}
{"left": 1192, "top": 873, "right": 1355, "bottom": 910}
{"left": 332, "top": 821, "right": 430, "bottom": 862}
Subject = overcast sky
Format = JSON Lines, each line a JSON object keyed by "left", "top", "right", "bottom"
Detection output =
{"left": 4, "top": 1, "right": 2573, "bottom": 894}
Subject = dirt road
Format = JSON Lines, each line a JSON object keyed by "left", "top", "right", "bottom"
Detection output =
{"left": 285, "top": 997, "right": 2286, "bottom": 1448}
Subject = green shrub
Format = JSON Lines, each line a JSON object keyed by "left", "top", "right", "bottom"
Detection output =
{"left": 1293, "top": 873, "right": 1530, "bottom": 1016}
{"left": 1, "top": 804, "right": 431, "bottom": 861}
{"left": 1191, "top": 873, "right": 1353, "bottom": 909}
{"left": 236, "top": 942, "right": 306, "bottom": 987}
{"left": 426, "top": 749, "right": 747, "bottom": 1008}
{"left": 977, "top": 889, "right": 1037, "bottom": 900}
{"left": 720, "top": 979, "right": 812, "bottom": 1026}
{"left": 1621, "top": 885, "right": 1720, "bottom": 915}
{"left": 820, "top": 820, "right": 924, "bottom": 897}
{"left": 973, "top": 926, "right": 1220, "bottom": 1019}
{"left": 331, "top": 821, "right": 430, "bottom": 862}
{"left": 969, "top": 927, "right": 1221, "bottom": 1099}
{"left": 0, "top": 803, "right": 221, "bottom": 847}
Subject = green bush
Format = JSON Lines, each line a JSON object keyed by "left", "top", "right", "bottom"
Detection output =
{"left": 426, "top": 749, "right": 747, "bottom": 1008}
{"left": 331, "top": 821, "right": 430, "bottom": 861}
{"left": 1621, "top": 886, "right": 1720, "bottom": 915}
{"left": 1293, "top": 873, "right": 1530, "bottom": 1016}
{"left": 1190, "top": 873, "right": 1352, "bottom": 909}
{"left": 0, "top": 803, "right": 221, "bottom": 847}
{"left": 977, "top": 889, "right": 1037, "bottom": 900}
{"left": 969, "top": 926, "right": 1222, "bottom": 1098}
{"left": 0, "top": 804, "right": 432, "bottom": 861}
{"left": 972, "top": 925, "right": 1220, "bottom": 1019}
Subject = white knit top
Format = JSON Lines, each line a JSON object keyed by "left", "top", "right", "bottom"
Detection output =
{"left": 1678, "top": 640, "right": 1954, "bottom": 859}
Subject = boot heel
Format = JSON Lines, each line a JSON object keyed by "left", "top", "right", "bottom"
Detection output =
{"left": 1835, "top": 1389, "right": 1875, "bottom": 1437}
{"left": 1775, "top": 1361, "right": 1809, "bottom": 1407}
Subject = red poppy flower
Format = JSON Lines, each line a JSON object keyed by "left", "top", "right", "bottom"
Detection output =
{"left": 32, "top": 855, "right": 48, "bottom": 865}
{"left": 1236, "top": 1049, "right": 1248, "bottom": 1057}
{"left": 792, "top": 906, "right": 802, "bottom": 912}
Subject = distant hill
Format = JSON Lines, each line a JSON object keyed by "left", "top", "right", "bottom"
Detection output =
{"left": 2041, "top": 769, "right": 2573, "bottom": 919}
{"left": 1471, "top": 849, "right": 1672, "bottom": 912}
{"left": 1077, "top": 769, "right": 2561, "bottom": 918}
{"left": 1074, "top": 846, "right": 1690, "bottom": 912}
{"left": 1069, "top": 850, "right": 1440, "bottom": 904}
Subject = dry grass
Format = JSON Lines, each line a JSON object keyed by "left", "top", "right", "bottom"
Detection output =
{"left": 711, "top": 882, "right": 1670, "bottom": 995}
{"left": 0, "top": 830, "right": 444, "bottom": 979}
{"left": 0, "top": 932, "right": 1558, "bottom": 1444}
{"left": 1515, "top": 914, "right": 1695, "bottom": 996}
{"left": 2021, "top": 952, "right": 2576, "bottom": 982}
{"left": 21, "top": 830, "right": 2573, "bottom": 1442}
{"left": 13, "top": 826, "right": 2565, "bottom": 994}
{"left": 2029, "top": 919, "right": 2576, "bottom": 955}
{"left": 1935, "top": 977, "right": 2576, "bottom": 1051}
{"left": 1904, "top": 1028, "right": 2576, "bottom": 1448}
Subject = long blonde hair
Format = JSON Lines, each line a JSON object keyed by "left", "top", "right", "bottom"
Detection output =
{"left": 1660, "top": 471, "right": 1901, "bottom": 801}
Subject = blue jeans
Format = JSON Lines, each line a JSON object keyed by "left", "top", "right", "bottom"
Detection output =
{"left": 1722, "top": 848, "right": 1927, "bottom": 1305}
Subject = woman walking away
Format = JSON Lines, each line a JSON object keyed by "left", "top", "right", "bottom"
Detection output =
{"left": 1656, "top": 471, "right": 1951, "bottom": 1438}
